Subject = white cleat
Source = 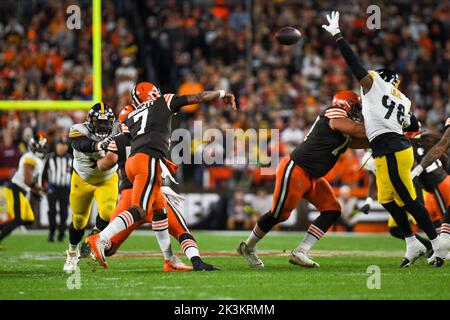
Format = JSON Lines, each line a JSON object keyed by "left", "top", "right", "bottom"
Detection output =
{"left": 63, "top": 249, "right": 79, "bottom": 273}
{"left": 400, "top": 239, "right": 426, "bottom": 268}
{"left": 431, "top": 234, "right": 450, "bottom": 267}
{"left": 289, "top": 250, "right": 320, "bottom": 268}
{"left": 237, "top": 242, "right": 264, "bottom": 269}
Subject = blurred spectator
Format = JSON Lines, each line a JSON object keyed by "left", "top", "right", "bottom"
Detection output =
{"left": 335, "top": 186, "right": 358, "bottom": 232}
{"left": 226, "top": 190, "right": 257, "bottom": 230}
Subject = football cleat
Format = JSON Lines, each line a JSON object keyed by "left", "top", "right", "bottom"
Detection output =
{"left": 192, "top": 259, "right": 220, "bottom": 271}
{"left": 430, "top": 234, "right": 450, "bottom": 267}
{"left": 163, "top": 255, "right": 193, "bottom": 272}
{"left": 85, "top": 234, "right": 109, "bottom": 268}
{"left": 289, "top": 250, "right": 320, "bottom": 268}
{"left": 63, "top": 249, "right": 79, "bottom": 273}
{"left": 237, "top": 242, "right": 264, "bottom": 269}
{"left": 79, "top": 228, "right": 99, "bottom": 258}
{"left": 400, "top": 239, "right": 426, "bottom": 268}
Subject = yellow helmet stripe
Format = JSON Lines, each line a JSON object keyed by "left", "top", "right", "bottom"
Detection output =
{"left": 100, "top": 102, "right": 105, "bottom": 115}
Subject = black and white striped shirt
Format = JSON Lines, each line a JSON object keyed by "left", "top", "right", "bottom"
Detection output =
{"left": 41, "top": 153, "right": 73, "bottom": 188}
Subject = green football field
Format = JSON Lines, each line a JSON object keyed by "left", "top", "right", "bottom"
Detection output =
{"left": 0, "top": 230, "right": 449, "bottom": 300}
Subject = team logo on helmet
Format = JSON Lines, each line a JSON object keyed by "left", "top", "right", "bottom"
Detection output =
{"left": 131, "top": 82, "right": 161, "bottom": 105}
{"left": 87, "top": 102, "right": 115, "bottom": 139}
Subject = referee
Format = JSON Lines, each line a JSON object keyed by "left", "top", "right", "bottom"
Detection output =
{"left": 41, "top": 138, "right": 72, "bottom": 242}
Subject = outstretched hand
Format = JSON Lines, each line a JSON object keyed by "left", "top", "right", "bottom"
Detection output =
{"left": 322, "top": 11, "right": 341, "bottom": 36}
{"left": 223, "top": 93, "right": 237, "bottom": 111}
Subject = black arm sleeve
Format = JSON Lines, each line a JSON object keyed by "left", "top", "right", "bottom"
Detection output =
{"left": 403, "top": 114, "right": 420, "bottom": 132}
{"left": 71, "top": 136, "right": 97, "bottom": 153}
{"left": 334, "top": 33, "right": 369, "bottom": 81}
{"left": 170, "top": 95, "right": 189, "bottom": 114}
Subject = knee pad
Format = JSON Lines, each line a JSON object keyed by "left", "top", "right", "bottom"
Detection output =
{"left": 72, "top": 214, "right": 88, "bottom": 230}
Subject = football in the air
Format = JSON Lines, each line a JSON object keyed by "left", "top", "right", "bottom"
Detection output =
{"left": 275, "top": 26, "right": 301, "bottom": 45}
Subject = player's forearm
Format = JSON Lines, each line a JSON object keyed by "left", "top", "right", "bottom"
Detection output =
{"left": 71, "top": 136, "right": 98, "bottom": 153}
{"left": 419, "top": 133, "right": 450, "bottom": 169}
{"left": 186, "top": 91, "right": 224, "bottom": 104}
{"left": 97, "top": 152, "right": 118, "bottom": 171}
{"left": 334, "top": 33, "right": 368, "bottom": 81}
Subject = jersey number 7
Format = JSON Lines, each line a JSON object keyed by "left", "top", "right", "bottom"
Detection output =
{"left": 382, "top": 95, "right": 405, "bottom": 125}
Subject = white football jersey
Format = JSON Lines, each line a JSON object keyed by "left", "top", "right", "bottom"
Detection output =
{"left": 68, "top": 122, "right": 118, "bottom": 184}
{"left": 11, "top": 151, "right": 44, "bottom": 193}
{"left": 361, "top": 71, "right": 411, "bottom": 142}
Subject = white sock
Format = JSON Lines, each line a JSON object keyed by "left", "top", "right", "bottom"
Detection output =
{"left": 152, "top": 215, "right": 173, "bottom": 260}
{"left": 185, "top": 246, "right": 200, "bottom": 260}
{"left": 69, "top": 243, "right": 78, "bottom": 251}
{"left": 430, "top": 236, "right": 441, "bottom": 250}
{"left": 245, "top": 224, "right": 266, "bottom": 249}
{"left": 296, "top": 224, "right": 324, "bottom": 252}
{"left": 99, "top": 211, "right": 134, "bottom": 241}
{"left": 405, "top": 234, "right": 418, "bottom": 246}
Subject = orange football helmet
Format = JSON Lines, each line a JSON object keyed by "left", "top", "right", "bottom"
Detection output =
{"left": 119, "top": 104, "right": 136, "bottom": 123}
{"left": 131, "top": 82, "right": 161, "bottom": 105}
{"left": 332, "top": 90, "right": 362, "bottom": 120}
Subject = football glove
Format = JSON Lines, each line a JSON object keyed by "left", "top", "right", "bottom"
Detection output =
{"left": 322, "top": 11, "right": 341, "bottom": 36}
{"left": 95, "top": 136, "right": 113, "bottom": 152}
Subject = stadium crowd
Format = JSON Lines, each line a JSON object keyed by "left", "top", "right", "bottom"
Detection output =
{"left": 0, "top": 0, "right": 449, "bottom": 209}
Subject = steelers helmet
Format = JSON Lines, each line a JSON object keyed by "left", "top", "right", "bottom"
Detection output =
{"left": 28, "top": 135, "right": 47, "bottom": 158}
{"left": 375, "top": 68, "right": 400, "bottom": 88}
{"left": 87, "top": 102, "right": 115, "bottom": 139}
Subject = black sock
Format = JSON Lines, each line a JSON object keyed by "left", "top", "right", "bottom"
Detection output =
{"left": 257, "top": 212, "right": 279, "bottom": 233}
{"left": 311, "top": 210, "right": 341, "bottom": 233}
{"left": 444, "top": 207, "right": 450, "bottom": 224}
{"left": 382, "top": 201, "right": 413, "bottom": 237}
{"left": 95, "top": 214, "right": 109, "bottom": 231}
{"left": 403, "top": 199, "right": 438, "bottom": 240}
{"left": 0, "top": 220, "right": 22, "bottom": 242}
{"left": 69, "top": 223, "right": 85, "bottom": 246}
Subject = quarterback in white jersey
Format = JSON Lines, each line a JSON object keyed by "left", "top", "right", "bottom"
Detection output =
{"left": 323, "top": 10, "right": 448, "bottom": 267}
{"left": 0, "top": 137, "right": 46, "bottom": 246}
{"left": 64, "top": 102, "right": 119, "bottom": 273}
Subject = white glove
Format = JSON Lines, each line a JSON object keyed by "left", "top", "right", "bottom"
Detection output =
{"left": 411, "top": 165, "right": 424, "bottom": 179}
{"left": 322, "top": 11, "right": 341, "bottom": 36}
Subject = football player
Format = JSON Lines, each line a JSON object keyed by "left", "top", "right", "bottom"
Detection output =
{"left": 238, "top": 91, "right": 368, "bottom": 268}
{"left": 93, "top": 104, "right": 218, "bottom": 271}
{"left": 412, "top": 118, "right": 450, "bottom": 261}
{"left": 63, "top": 103, "right": 119, "bottom": 273}
{"left": 0, "top": 137, "right": 46, "bottom": 247}
{"left": 87, "top": 82, "right": 235, "bottom": 268}
{"left": 323, "top": 11, "right": 448, "bottom": 267}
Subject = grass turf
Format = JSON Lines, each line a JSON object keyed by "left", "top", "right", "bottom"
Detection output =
{"left": 0, "top": 230, "right": 449, "bottom": 300}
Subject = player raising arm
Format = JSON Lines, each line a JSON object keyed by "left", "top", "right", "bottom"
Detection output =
{"left": 322, "top": 11, "right": 449, "bottom": 267}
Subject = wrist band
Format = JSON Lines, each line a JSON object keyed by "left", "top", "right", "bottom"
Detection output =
{"left": 365, "top": 197, "right": 373, "bottom": 206}
{"left": 218, "top": 90, "right": 225, "bottom": 98}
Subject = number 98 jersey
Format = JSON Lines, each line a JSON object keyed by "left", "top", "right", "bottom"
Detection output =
{"left": 361, "top": 70, "right": 411, "bottom": 143}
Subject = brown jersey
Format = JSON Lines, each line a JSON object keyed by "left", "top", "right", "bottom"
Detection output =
{"left": 290, "top": 106, "right": 352, "bottom": 178}
{"left": 107, "top": 133, "right": 132, "bottom": 192}
{"left": 124, "top": 94, "right": 188, "bottom": 159}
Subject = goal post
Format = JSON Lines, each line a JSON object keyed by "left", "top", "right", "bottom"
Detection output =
{"left": 0, "top": 0, "right": 102, "bottom": 111}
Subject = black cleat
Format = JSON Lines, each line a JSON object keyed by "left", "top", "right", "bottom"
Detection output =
{"left": 80, "top": 228, "right": 99, "bottom": 258}
{"left": 400, "top": 258, "right": 411, "bottom": 268}
{"left": 433, "top": 257, "right": 445, "bottom": 268}
{"left": 193, "top": 261, "right": 220, "bottom": 271}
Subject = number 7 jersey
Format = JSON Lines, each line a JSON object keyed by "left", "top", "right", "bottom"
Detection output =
{"left": 361, "top": 71, "right": 411, "bottom": 143}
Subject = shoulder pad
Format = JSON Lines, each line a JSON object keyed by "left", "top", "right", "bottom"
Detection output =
{"left": 69, "top": 123, "right": 90, "bottom": 138}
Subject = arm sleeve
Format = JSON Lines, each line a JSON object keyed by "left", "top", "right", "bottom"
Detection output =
{"left": 165, "top": 94, "right": 189, "bottom": 114}
{"left": 334, "top": 33, "right": 369, "bottom": 81}
{"left": 71, "top": 136, "right": 97, "bottom": 153}
{"left": 403, "top": 114, "right": 420, "bottom": 132}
